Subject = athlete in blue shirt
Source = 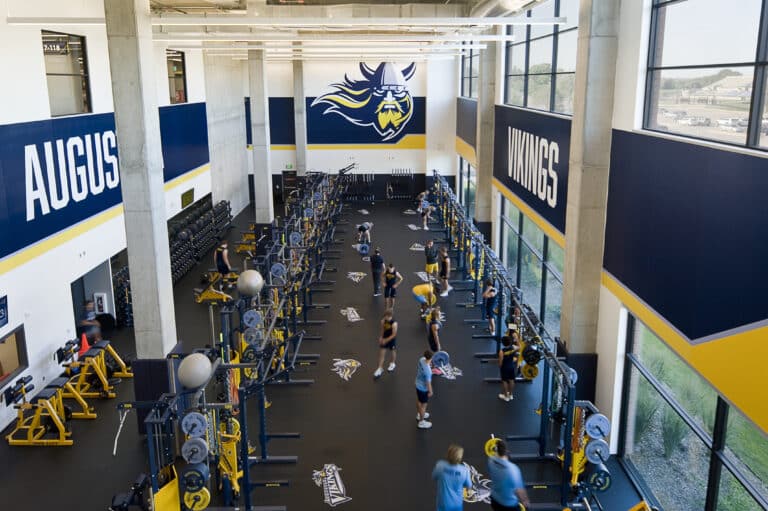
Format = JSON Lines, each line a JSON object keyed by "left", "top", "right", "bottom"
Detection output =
{"left": 487, "top": 440, "right": 530, "bottom": 511}
{"left": 432, "top": 444, "right": 472, "bottom": 511}
{"left": 415, "top": 350, "right": 434, "bottom": 429}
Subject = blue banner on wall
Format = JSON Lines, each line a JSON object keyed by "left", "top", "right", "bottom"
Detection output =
{"left": 244, "top": 97, "right": 296, "bottom": 146}
{"left": 0, "top": 296, "right": 7, "bottom": 328}
{"left": 456, "top": 97, "right": 477, "bottom": 148}
{"left": 0, "top": 103, "right": 209, "bottom": 261}
{"left": 605, "top": 130, "right": 768, "bottom": 341}
{"left": 493, "top": 106, "right": 571, "bottom": 234}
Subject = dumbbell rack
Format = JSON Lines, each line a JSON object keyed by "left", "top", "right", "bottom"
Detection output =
{"left": 112, "top": 267, "right": 133, "bottom": 328}
{"left": 386, "top": 168, "right": 414, "bottom": 200}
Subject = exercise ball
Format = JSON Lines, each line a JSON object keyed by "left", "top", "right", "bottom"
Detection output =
{"left": 177, "top": 353, "right": 213, "bottom": 389}
{"left": 237, "top": 270, "right": 265, "bottom": 296}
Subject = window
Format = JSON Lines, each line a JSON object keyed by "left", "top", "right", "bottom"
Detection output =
{"left": 644, "top": 0, "right": 768, "bottom": 149}
{"left": 499, "top": 194, "right": 564, "bottom": 336}
{"left": 0, "top": 326, "right": 28, "bottom": 389}
{"left": 620, "top": 316, "right": 768, "bottom": 510}
{"left": 461, "top": 43, "right": 480, "bottom": 99}
{"left": 504, "top": 0, "right": 579, "bottom": 115}
{"left": 167, "top": 49, "right": 187, "bottom": 104}
{"left": 42, "top": 31, "right": 91, "bottom": 117}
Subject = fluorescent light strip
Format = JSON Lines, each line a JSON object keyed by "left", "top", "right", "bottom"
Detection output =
{"left": 149, "top": 16, "right": 565, "bottom": 27}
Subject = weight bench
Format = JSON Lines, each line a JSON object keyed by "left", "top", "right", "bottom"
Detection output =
{"left": 48, "top": 376, "right": 96, "bottom": 419}
{"left": 6, "top": 386, "right": 73, "bottom": 446}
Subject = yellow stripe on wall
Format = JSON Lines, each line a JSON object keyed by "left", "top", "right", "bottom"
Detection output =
{"left": 602, "top": 272, "right": 768, "bottom": 434}
{"left": 307, "top": 134, "right": 426, "bottom": 150}
{"left": 271, "top": 144, "right": 296, "bottom": 151}
{"left": 0, "top": 165, "right": 211, "bottom": 277}
{"left": 493, "top": 178, "right": 565, "bottom": 247}
{"left": 455, "top": 136, "right": 477, "bottom": 167}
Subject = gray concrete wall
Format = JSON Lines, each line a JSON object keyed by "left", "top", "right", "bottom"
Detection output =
{"left": 204, "top": 56, "right": 251, "bottom": 216}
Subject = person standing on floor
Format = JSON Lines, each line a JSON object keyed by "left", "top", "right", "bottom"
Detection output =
{"left": 428, "top": 308, "right": 443, "bottom": 353}
{"left": 214, "top": 240, "right": 233, "bottom": 289}
{"left": 415, "top": 350, "right": 434, "bottom": 429}
{"left": 432, "top": 444, "right": 473, "bottom": 511}
{"left": 422, "top": 204, "right": 435, "bottom": 230}
{"left": 487, "top": 440, "right": 530, "bottom": 511}
{"left": 498, "top": 335, "right": 519, "bottom": 402}
{"left": 370, "top": 248, "right": 385, "bottom": 297}
{"left": 425, "top": 239, "right": 440, "bottom": 281}
{"left": 482, "top": 279, "right": 498, "bottom": 335}
{"left": 358, "top": 222, "right": 373, "bottom": 244}
{"left": 439, "top": 246, "right": 453, "bottom": 297}
{"left": 383, "top": 262, "right": 404, "bottom": 309}
{"left": 373, "top": 309, "right": 398, "bottom": 379}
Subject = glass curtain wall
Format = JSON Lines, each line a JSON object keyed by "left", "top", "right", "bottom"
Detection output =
{"left": 458, "top": 158, "right": 477, "bottom": 219}
{"left": 621, "top": 317, "right": 768, "bottom": 510}
{"left": 461, "top": 43, "right": 480, "bottom": 99}
{"left": 644, "top": 0, "right": 768, "bottom": 149}
{"left": 504, "top": 0, "right": 579, "bottom": 114}
{"left": 498, "top": 195, "right": 563, "bottom": 335}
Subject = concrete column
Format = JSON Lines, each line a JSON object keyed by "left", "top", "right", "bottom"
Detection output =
{"left": 293, "top": 52, "right": 308, "bottom": 176}
{"left": 560, "top": 0, "right": 620, "bottom": 353}
{"left": 248, "top": 49, "right": 275, "bottom": 223}
{"left": 103, "top": 0, "right": 177, "bottom": 358}
{"left": 474, "top": 33, "right": 497, "bottom": 240}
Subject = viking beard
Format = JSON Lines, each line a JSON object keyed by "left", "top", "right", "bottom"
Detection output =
{"left": 375, "top": 96, "right": 412, "bottom": 132}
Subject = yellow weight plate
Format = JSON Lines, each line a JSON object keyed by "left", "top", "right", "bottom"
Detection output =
{"left": 521, "top": 364, "right": 539, "bottom": 380}
{"left": 484, "top": 437, "right": 502, "bottom": 457}
{"left": 183, "top": 487, "right": 211, "bottom": 510}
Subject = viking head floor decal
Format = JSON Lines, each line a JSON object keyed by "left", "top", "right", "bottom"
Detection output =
{"left": 311, "top": 62, "right": 416, "bottom": 141}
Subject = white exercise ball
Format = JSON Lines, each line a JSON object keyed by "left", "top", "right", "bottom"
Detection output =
{"left": 237, "top": 270, "right": 265, "bottom": 296}
{"left": 177, "top": 353, "right": 213, "bottom": 389}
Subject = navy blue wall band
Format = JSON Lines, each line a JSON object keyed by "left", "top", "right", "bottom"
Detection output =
{"left": 159, "top": 102, "right": 210, "bottom": 181}
{"left": 244, "top": 97, "right": 296, "bottom": 146}
{"left": 456, "top": 97, "right": 478, "bottom": 148}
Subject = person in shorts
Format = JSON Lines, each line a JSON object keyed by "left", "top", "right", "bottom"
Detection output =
{"left": 357, "top": 222, "right": 372, "bottom": 244}
{"left": 427, "top": 308, "right": 443, "bottom": 352}
{"left": 383, "top": 263, "right": 404, "bottom": 310}
{"left": 412, "top": 282, "right": 437, "bottom": 318}
{"left": 487, "top": 440, "right": 530, "bottom": 511}
{"left": 415, "top": 350, "right": 434, "bottom": 429}
{"left": 439, "top": 246, "right": 453, "bottom": 297}
{"left": 370, "top": 248, "right": 385, "bottom": 296}
{"left": 422, "top": 204, "right": 435, "bottom": 230}
{"left": 432, "top": 444, "right": 472, "bottom": 511}
{"left": 424, "top": 239, "right": 439, "bottom": 279}
{"left": 498, "top": 335, "right": 519, "bottom": 402}
{"left": 482, "top": 279, "right": 498, "bottom": 335}
{"left": 373, "top": 309, "right": 398, "bottom": 379}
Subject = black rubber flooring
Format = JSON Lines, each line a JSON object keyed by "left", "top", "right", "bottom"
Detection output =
{"left": 0, "top": 200, "right": 642, "bottom": 511}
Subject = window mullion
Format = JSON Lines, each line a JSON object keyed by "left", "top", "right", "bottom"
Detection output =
{"left": 704, "top": 398, "right": 729, "bottom": 511}
{"left": 523, "top": 16, "right": 531, "bottom": 108}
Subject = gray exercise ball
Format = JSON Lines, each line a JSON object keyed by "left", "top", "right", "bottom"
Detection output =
{"left": 237, "top": 269, "right": 265, "bottom": 296}
{"left": 177, "top": 353, "right": 213, "bottom": 389}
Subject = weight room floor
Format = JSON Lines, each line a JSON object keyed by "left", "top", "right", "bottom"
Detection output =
{"left": 0, "top": 200, "right": 641, "bottom": 510}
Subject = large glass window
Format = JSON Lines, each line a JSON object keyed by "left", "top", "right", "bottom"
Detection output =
{"left": 167, "top": 49, "right": 187, "bottom": 104}
{"left": 42, "top": 30, "right": 91, "bottom": 117}
{"left": 504, "top": 0, "right": 579, "bottom": 115}
{"left": 645, "top": 0, "right": 768, "bottom": 149}
{"left": 461, "top": 43, "right": 480, "bottom": 99}
{"left": 0, "top": 326, "right": 28, "bottom": 388}
{"left": 621, "top": 315, "right": 768, "bottom": 510}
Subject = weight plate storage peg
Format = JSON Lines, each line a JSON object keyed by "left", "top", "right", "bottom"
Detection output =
{"left": 181, "top": 412, "right": 208, "bottom": 438}
{"left": 181, "top": 463, "right": 210, "bottom": 492}
{"left": 585, "top": 413, "right": 611, "bottom": 440}
{"left": 242, "top": 309, "right": 263, "bottom": 329}
{"left": 289, "top": 231, "right": 303, "bottom": 246}
{"left": 270, "top": 263, "right": 288, "bottom": 280}
{"left": 243, "top": 327, "right": 263, "bottom": 345}
{"left": 521, "top": 364, "right": 539, "bottom": 380}
{"left": 585, "top": 438, "right": 610, "bottom": 464}
{"left": 181, "top": 437, "right": 210, "bottom": 464}
{"left": 183, "top": 487, "right": 211, "bottom": 510}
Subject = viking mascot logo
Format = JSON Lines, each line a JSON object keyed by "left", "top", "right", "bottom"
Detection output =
{"left": 311, "top": 62, "right": 416, "bottom": 141}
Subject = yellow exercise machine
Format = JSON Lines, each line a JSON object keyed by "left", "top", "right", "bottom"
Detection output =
{"left": 193, "top": 270, "right": 237, "bottom": 304}
{"left": 65, "top": 340, "right": 133, "bottom": 399}
{"left": 5, "top": 376, "right": 73, "bottom": 447}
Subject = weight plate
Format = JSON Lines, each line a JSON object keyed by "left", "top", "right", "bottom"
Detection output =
{"left": 431, "top": 351, "right": 450, "bottom": 367}
{"left": 270, "top": 263, "right": 287, "bottom": 279}
{"left": 313, "top": 191, "right": 322, "bottom": 201}
{"left": 585, "top": 413, "right": 611, "bottom": 440}
{"left": 181, "top": 437, "right": 209, "bottom": 464}
{"left": 181, "top": 412, "right": 208, "bottom": 438}
{"left": 242, "top": 309, "right": 263, "bottom": 328}
{"left": 289, "top": 232, "right": 303, "bottom": 246}
{"left": 243, "top": 327, "right": 263, "bottom": 345}
{"left": 241, "top": 345, "right": 259, "bottom": 363}
{"left": 484, "top": 436, "right": 502, "bottom": 457}
{"left": 181, "top": 463, "right": 210, "bottom": 492}
{"left": 358, "top": 243, "right": 370, "bottom": 255}
{"left": 522, "top": 346, "right": 542, "bottom": 365}
{"left": 521, "top": 364, "right": 539, "bottom": 380}
{"left": 585, "top": 438, "right": 610, "bottom": 465}
{"left": 587, "top": 464, "right": 612, "bottom": 492}
{"left": 183, "top": 487, "right": 211, "bottom": 510}
{"left": 304, "top": 207, "right": 314, "bottom": 218}
{"left": 568, "top": 367, "right": 578, "bottom": 385}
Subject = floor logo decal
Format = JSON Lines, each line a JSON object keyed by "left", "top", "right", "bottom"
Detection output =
{"left": 415, "top": 271, "right": 430, "bottom": 282}
{"left": 346, "top": 272, "right": 367, "bottom": 283}
{"left": 407, "top": 224, "right": 421, "bottom": 230}
{"left": 331, "top": 359, "right": 361, "bottom": 381}
{"left": 433, "top": 363, "right": 463, "bottom": 380}
{"left": 409, "top": 243, "right": 425, "bottom": 251}
{"left": 403, "top": 209, "right": 418, "bottom": 215}
{"left": 358, "top": 209, "right": 370, "bottom": 215}
{"left": 313, "top": 463, "right": 352, "bottom": 507}
{"left": 462, "top": 463, "right": 492, "bottom": 503}
{"left": 340, "top": 307, "right": 364, "bottom": 322}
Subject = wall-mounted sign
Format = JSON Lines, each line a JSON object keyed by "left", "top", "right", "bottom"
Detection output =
{"left": 0, "top": 296, "right": 7, "bottom": 328}
{"left": 493, "top": 106, "right": 571, "bottom": 235}
{"left": 42, "top": 38, "right": 69, "bottom": 55}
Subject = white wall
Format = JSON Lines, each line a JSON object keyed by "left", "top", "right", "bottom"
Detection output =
{"left": 426, "top": 58, "right": 458, "bottom": 176}
{"left": 204, "top": 56, "right": 250, "bottom": 216}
